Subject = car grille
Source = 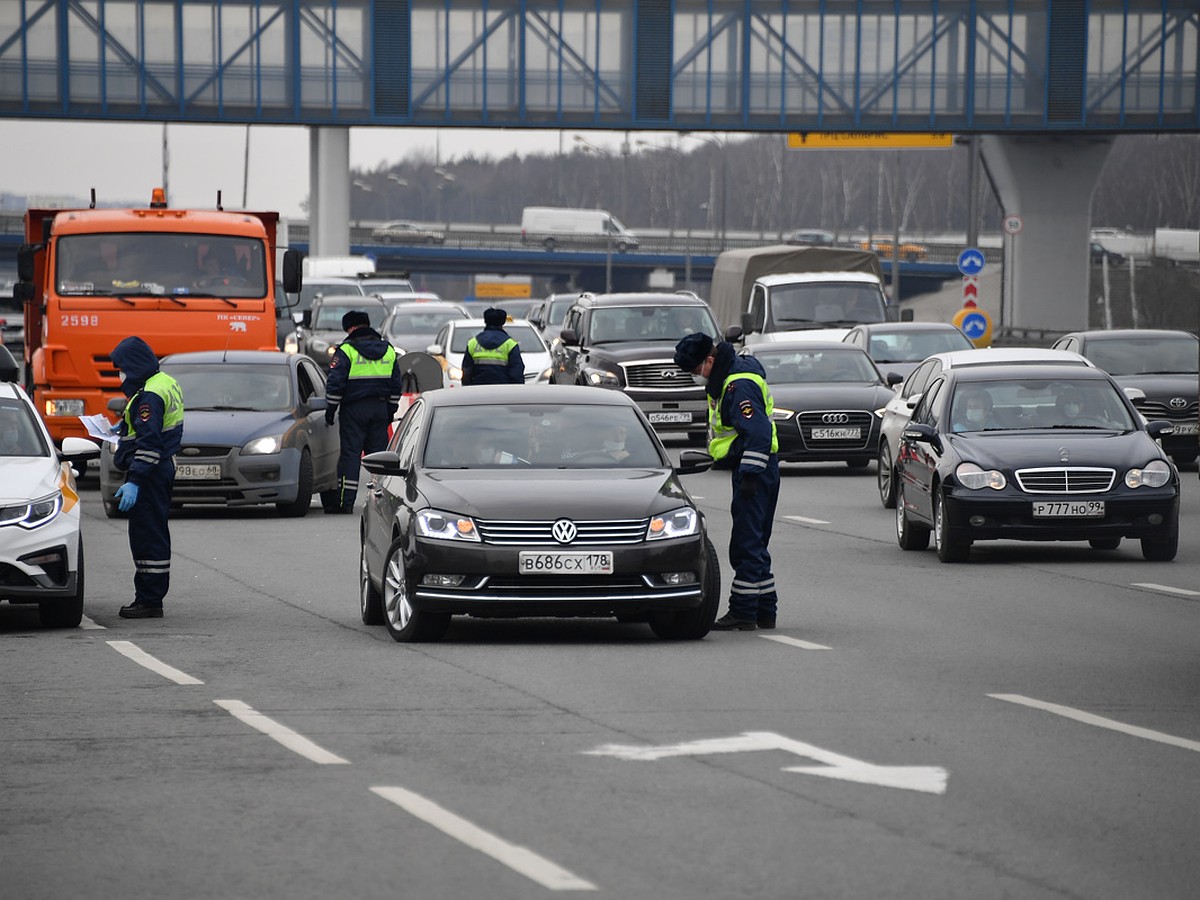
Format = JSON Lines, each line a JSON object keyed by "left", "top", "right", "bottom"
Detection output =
{"left": 622, "top": 361, "right": 694, "bottom": 391}
{"left": 177, "top": 445, "right": 233, "bottom": 461}
{"left": 1015, "top": 467, "right": 1116, "bottom": 493}
{"left": 475, "top": 517, "right": 649, "bottom": 546}
{"left": 1133, "top": 398, "right": 1199, "bottom": 421}
{"left": 797, "top": 410, "right": 874, "bottom": 449}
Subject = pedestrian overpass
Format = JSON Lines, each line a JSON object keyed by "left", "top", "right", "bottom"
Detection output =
{"left": 2, "top": 1, "right": 1197, "bottom": 332}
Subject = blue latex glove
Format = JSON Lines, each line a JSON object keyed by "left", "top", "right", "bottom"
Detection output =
{"left": 115, "top": 483, "right": 139, "bottom": 512}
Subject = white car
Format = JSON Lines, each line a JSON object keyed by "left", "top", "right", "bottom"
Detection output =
{"left": 0, "top": 380, "right": 99, "bottom": 627}
{"left": 428, "top": 318, "right": 553, "bottom": 387}
{"left": 876, "top": 347, "right": 1096, "bottom": 509}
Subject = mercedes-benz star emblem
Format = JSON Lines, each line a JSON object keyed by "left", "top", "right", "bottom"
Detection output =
{"left": 552, "top": 519, "right": 577, "bottom": 544}
{"left": 1059, "top": 447, "right": 1070, "bottom": 463}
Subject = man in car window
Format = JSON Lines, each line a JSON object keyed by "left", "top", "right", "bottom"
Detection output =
{"left": 462, "top": 308, "right": 524, "bottom": 385}
{"left": 675, "top": 331, "right": 781, "bottom": 631}
{"left": 952, "top": 389, "right": 1001, "bottom": 432}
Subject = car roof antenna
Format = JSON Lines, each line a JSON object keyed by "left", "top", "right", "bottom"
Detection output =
{"left": 216, "top": 190, "right": 224, "bottom": 211}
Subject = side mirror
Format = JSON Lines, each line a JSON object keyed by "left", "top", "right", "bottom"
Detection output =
{"left": 426, "top": 343, "right": 444, "bottom": 356}
{"left": 723, "top": 324, "right": 743, "bottom": 342}
{"left": 739, "top": 312, "right": 754, "bottom": 335}
{"left": 1122, "top": 386, "right": 1147, "bottom": 402}
{"left": 291, "top": 311, "right": 304, "bottom": 325}
{"left": 16, "top": 244, "right": 38, "bottom": 282}
{"left": 559, "top": 328, "right": 579, "bottom": 346}
{"left": 0, "top": 345, "right": 17, "bottom": 383}
{"left": 1145, "top": 420, "right": 1176, "bottom": 439}
{"left": 905, "top": 391, "right": 923, "bottom": 411}
{"left": 59, "top": 436, "right": 101, "bottom": 460}
{"left": 361, "top": 450, "right": 407, "bottom": 477}
{"left": 901, "top": 423, "right": 938, "bottom": 444}
{"left": 886, "top": 371, "right": 904, "bottom": 386}
{"left": 300, "top": 310, "right": 312, "bottom": 328}
{"left": 14, "top": 282, "right": 36, "bottom": 303}
{"left": 307, "top": 396, "right": 328, "bottom": 412}
{"left": 282, "top": 249, "right": 303, "bottom": 295}
{"left": 107, "top": 396, "right": 126, "bottom": 414}
{"left": 676, "top": 449, "right": 714, "bottom": 475}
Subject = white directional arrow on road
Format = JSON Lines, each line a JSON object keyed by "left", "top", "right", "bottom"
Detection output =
{"left": 585, "top": 731, "right": 947, "bottom": 795}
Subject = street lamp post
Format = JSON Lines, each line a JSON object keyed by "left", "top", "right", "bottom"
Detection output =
{"left": 684, "top": 134, "right": 728, "bottom": 250}
{"left": 433, "top": 167, "right": 455, "bottom": 234}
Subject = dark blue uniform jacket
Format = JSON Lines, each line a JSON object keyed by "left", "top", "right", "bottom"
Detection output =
{"left": 461, "top": 324, "right": 525, "bottom": 385}
{"left": 705, "top": 341, "right": 776, "bottom": 477}
{"left": 325, "top": 327, "right": 404, "bottom": 415}
{"left": 111, "top": 336, "right": 184, "bottom": 484}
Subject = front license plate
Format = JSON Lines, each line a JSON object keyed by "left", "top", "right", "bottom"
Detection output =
{"left": 519, "top": 551, "right": 614, "bottom": 574}
{"left": 1033, "top": 500, "right": 1105, "bottom": 518}
{"left": 648, "top": 412, "right": 692, "bottom": 424}
{"left": 811, "top": 427, "right": 861, "bottom": 439}
{"left": 175, "top": 463, "right": 221, "bottom": 480}
{"left": 1172, "top": 422, "right": 1198, "bottom": 435}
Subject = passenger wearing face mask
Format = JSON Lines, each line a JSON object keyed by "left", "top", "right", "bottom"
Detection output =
{"left": 674, "top": 332, "right": 780, "bottom": 632}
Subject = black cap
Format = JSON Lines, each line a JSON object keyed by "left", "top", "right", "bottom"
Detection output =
{"left": 483, "top": 307, "right": 507, "bottom": 327}
{"left": 674, "top": 332, "right": 714, "bottom": 371}
{"left": 341, "top": 310, "right": 371, "bottom": 332}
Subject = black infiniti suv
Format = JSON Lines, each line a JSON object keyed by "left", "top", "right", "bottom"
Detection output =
{"left": 552, "top": 292, "right": 721, "bottom": 442}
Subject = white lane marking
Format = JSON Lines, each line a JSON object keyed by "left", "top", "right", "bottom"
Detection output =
{"left": 214, "top": 699, "right": 349, "bottom": 765}
{"left": 79, "top": 615, "right": 105, "bottom": 630}
{"left": 784, "top": 515, "right": 830, "bottom": 526}
{"left": 760, "top": 634, "right": 831, "bottom": 650}
{"left": 370, "top": 786, "right": 597, "bottom": 891}
{"left": 586, "top": 731, "right": 947, "bottom": 794}
{"left": 107, "top": 640, "right": 202, "bottom": 685}
{"left": 989, "top": 694, "right": 1200, "bottom": 754}
{"left": 1131, "top": 582, "right": 1200, "bottom": 598}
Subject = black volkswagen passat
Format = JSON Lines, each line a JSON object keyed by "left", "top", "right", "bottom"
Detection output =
{"left": 895, "top": 364, "right": 1179, "bottom": 562}
{"left": 357, "top": 384, "right": 718, "bottom": 642}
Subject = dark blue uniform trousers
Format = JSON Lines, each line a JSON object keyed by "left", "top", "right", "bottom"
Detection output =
{"left": 128, "top": 464, "right": 174, "bottom": 608}
{"left": 728, "top": 458, "right": 781, "bottom": 620}
{"left": 336, "top": 399, "right": 390, "bottom": 510}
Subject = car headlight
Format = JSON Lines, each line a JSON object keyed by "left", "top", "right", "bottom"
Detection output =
{"left": 1126, "top": 459, "right": 1172, "bottom": 488}
{"left": 583, "top": 366, "right": 620, "bottom": 388}
{"left": 770, "top": 407, "right": 795, "bottom": 421}
{"left": 955, "top": 462, "right": 1006, "bottom": 490}
{"left": 0, "top": 492, "right": 63, "bottom": 529}
{"left": 283, "top": 334, "right": 299, "bottom": 354}
{"left": 241, "top": 435, "right": 282, "bottom": 455}
{"left": 46, "top": 399, "right": 85, "bottom": 417}
{"left": 416, "top": 508, "right": 481, "bottom": 542}
{"left": 646, "top": 506, "right": 699, "bottom": 541}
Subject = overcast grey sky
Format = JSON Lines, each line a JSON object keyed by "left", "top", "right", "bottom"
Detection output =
{"left": 0, "top": 119, "right": 648, "bottom": 219}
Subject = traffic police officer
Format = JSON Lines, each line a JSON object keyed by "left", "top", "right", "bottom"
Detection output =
{"left": 462, "top": 307, "right": 525, "bottom": 385}
{"left": 110, "top": 336, "right": 184, "bottom": 619}
{"left": 675, "top": 332, "right": 780, "bottom": 631}
{"left": 324, "top": 309, "right": 404, "bottom": 513}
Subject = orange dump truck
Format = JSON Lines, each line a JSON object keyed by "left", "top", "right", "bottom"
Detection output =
{"left": 14, "top": 189, "right": 302, "bottom": 444}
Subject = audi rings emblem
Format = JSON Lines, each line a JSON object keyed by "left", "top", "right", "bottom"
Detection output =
{"left": 821, "top": 412, "right": 851, "bottom": 424}
{"left": 552, "top": 519, "right": 578, "bottom": 544}
{"left": 1169, "top": 397, "right": 1187, "bottom": 409}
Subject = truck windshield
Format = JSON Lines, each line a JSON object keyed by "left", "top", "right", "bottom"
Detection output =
{"left": 771, "top": 283, "right": 886, "bottom": 326}
{"left": 56, "top": 233, "right": 268, "bottom": 299}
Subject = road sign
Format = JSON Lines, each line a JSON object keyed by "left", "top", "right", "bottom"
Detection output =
{"left": 962, "top": 276, "right": 979, "bottom": 302}
{"left": 787, "top": 132, "right": 954, "bottom": 150}
{"left": 1003, "top": 214, "right": 1024, "bottom": 235}
{"left": 957, "top": 248, "right": 985, "bottom": 276}
{"left": 953, "top": 306, "right": 993, "bottom": 347}
{"left": 586, "top": 731, "right": 948, "bottom": 794}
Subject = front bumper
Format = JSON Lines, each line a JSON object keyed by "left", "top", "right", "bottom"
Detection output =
{"left": 0, "top": 529, "right": 79, "bottom": 603}
{"left": 101, "top": 444, "right": 307, "bottom": 508}
{"left": 775, "top": 413, "right": 881, "bottom": 464}
{"left": 626, "top": 392, "right": 708, "bottom": 434}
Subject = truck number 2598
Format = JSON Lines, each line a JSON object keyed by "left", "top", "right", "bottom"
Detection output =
{"left": 61, "top": 315, "right": 101, "bottom": 327}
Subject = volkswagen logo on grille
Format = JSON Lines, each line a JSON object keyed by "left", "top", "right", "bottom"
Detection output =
{"left": 821, "top": 412, "right": 851, "bottom": 424}
{"left": 1169, "top": 397, "right": 1187, "bottom": 409}
{"left": 552, "top": 519, "right": 577, "bottom": 544}
{"left": 660, "top": 369, "right": 678, "bottom": 379}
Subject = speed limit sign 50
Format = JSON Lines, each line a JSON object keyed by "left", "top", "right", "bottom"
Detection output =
{"left": 1003, "top": 214, "right": 1023, "bottom": 235}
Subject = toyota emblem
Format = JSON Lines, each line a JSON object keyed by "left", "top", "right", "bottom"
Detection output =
{"left": 1169, "top": 397, "right": 1187, "bottom": 409}
{"left": 821, "top": 412, "right": 851, "bottom": 424}
{"left": 552, "top": 519, "right": 577, "bottom": 544}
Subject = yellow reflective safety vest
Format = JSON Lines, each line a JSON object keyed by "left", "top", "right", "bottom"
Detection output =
{"left": 124, "top": 371, "right": 185, "bottom": 431}
{"left": 342, "top": 342, "right": 397, "bottom": 378}
{"left": 466, "top": 336, "right": 517, "bottom": 366}
{"left": 708, "top": 372, "right": 778, "bottom": 461}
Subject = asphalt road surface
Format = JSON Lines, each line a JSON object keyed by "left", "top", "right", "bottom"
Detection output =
{"left": 4, "top": 452, "right": 1198, "bottom": 900}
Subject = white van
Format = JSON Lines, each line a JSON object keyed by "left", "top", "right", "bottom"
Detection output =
{"left": 520, "top": 207, "right": 639, "bottom": 252}
{"left": 302, "top": 255, "right": 376, "bottom": 279}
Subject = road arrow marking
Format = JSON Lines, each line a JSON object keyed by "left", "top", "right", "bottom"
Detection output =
{"left": 584, "top": 731, "right": 947, "bottom": 794}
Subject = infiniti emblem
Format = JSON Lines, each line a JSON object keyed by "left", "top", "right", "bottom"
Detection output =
{"left": 1059, "top": 447, "right": 1070, "bottom": 463}
{"left": 552, "top": 519, "right": 577, "bottom": 544}
{"left": 1169, "top": 397, "right": 1187, "bottom": 409}
{"left": 660, "top": 369, "right": 678, "bottom": 379}
{"left": 821, "top": 412, "right": 851, "bottom": 424}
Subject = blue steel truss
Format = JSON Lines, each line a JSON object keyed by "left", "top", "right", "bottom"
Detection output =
{"left": 0, "top": 1, "right": 1196, "bottom": 132}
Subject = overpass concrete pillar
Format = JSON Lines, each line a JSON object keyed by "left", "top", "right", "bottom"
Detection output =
{"left": 308, "top": 127, "right": 351, "bottom": 257}
{"left": 979, "top": 135, "right": 1113, "bottom": 335}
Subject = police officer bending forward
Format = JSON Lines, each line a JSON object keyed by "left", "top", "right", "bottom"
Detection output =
{"left": 675, "top": 332, "right": 781, "bottom": 631}
{"left": 324, "top": 310, "right": 404, "bottom": 514}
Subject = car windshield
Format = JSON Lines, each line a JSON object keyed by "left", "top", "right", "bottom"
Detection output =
{"left": 314, "top": 304, "right": 386, "bottom": 330}
{"left": 770, "top": 283, "right": 886, "bottom": 325}
{"left": 867, "top": 330, "right": 973, "bottom": 363}
{"left": 165, "top": 364, "right": 293, "bottom": 411}
{"left": 753, "top": 348, "right": 880, "bottom": 383}
{"left": 949, "top": 379, "right": 1137, "bottom": 433}
{"left": 588, "top": 305, "right": 719, "bottom": 343}
{"left": 423, "top": 404, "right": 663, "bottom": 469}
{"left": 386, "top": 310, "right": 466, "bottom": 337}
{"left": 1084, "top": 336, "right": 1199, "bottom": 376}
{"left": 450, "top": 324, "right": 546, "bottom": 353}
{"left": 0, "top": 398, "right": 49, "bottom": 457}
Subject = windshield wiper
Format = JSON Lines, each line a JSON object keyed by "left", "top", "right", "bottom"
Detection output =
{"left": 1135, "top": 370, "right": 1196, "bottom": 375}
{"left": 192, "top": 405, "right": 259, "bottom": 412}
{"left": 183, "top": 292, "right": 238, "bottom": 306}
{"left": 774, "top": 317, "right": 823, "bottom": 326}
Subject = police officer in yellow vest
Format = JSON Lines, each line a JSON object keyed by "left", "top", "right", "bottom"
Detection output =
{"left": 675, "top": 332, "right": 781, "bottom": 631}
{"left": 462, "top": 307, "right": 525, "bottom": 385}
{"left": 110, "top": 336, "right": 185, "bottom": 619}
{"left": 324, "top": 310, "right": 404, "bottom": 514}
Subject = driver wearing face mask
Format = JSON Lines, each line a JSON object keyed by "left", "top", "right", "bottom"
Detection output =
{"left": 1056, "top": 387, "right": 1087, "bottom": 423}
{"left": 953, "top": 389, "right": 1000, "bottom": 432}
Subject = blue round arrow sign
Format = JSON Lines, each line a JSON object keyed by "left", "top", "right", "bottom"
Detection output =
{"left": 960, "top": 311, "right": 988, "bottom": 339}
{"left": 957, "top": 248, "right": 985, "bottom": 276}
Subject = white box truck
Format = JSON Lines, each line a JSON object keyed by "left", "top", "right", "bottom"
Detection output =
{"left": 520, "top": 206, "right": 640, "bottom": 252}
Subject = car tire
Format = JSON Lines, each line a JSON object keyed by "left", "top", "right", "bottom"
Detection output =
{"left": 1088, "top": 538, "right": 1121, "bottom": 551}
{"left": 649, "top": 537, "right": 720, "bottom": 640}
{"left": 895, "top": 480, "right": 930, "bottom": 551}
{"left": 39, "top": 537, "right": 84, "bottom": 629}
{"left": 933, "top": 487, "right": 970, "bottom": 562}
{"left": 877, "top": 443, "right": 897, "bottom": 509}
{"left": 359, "top": 537, "right": 384, "bottom": 626}
{"left": 276, "top": 449, "right": 313, "bottom": 518}
{"left": 381, "top": 537, "right": 450, "bottom": 642}
{"left": 1141, "top": 522, "right": 1179, "bottom": 562}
